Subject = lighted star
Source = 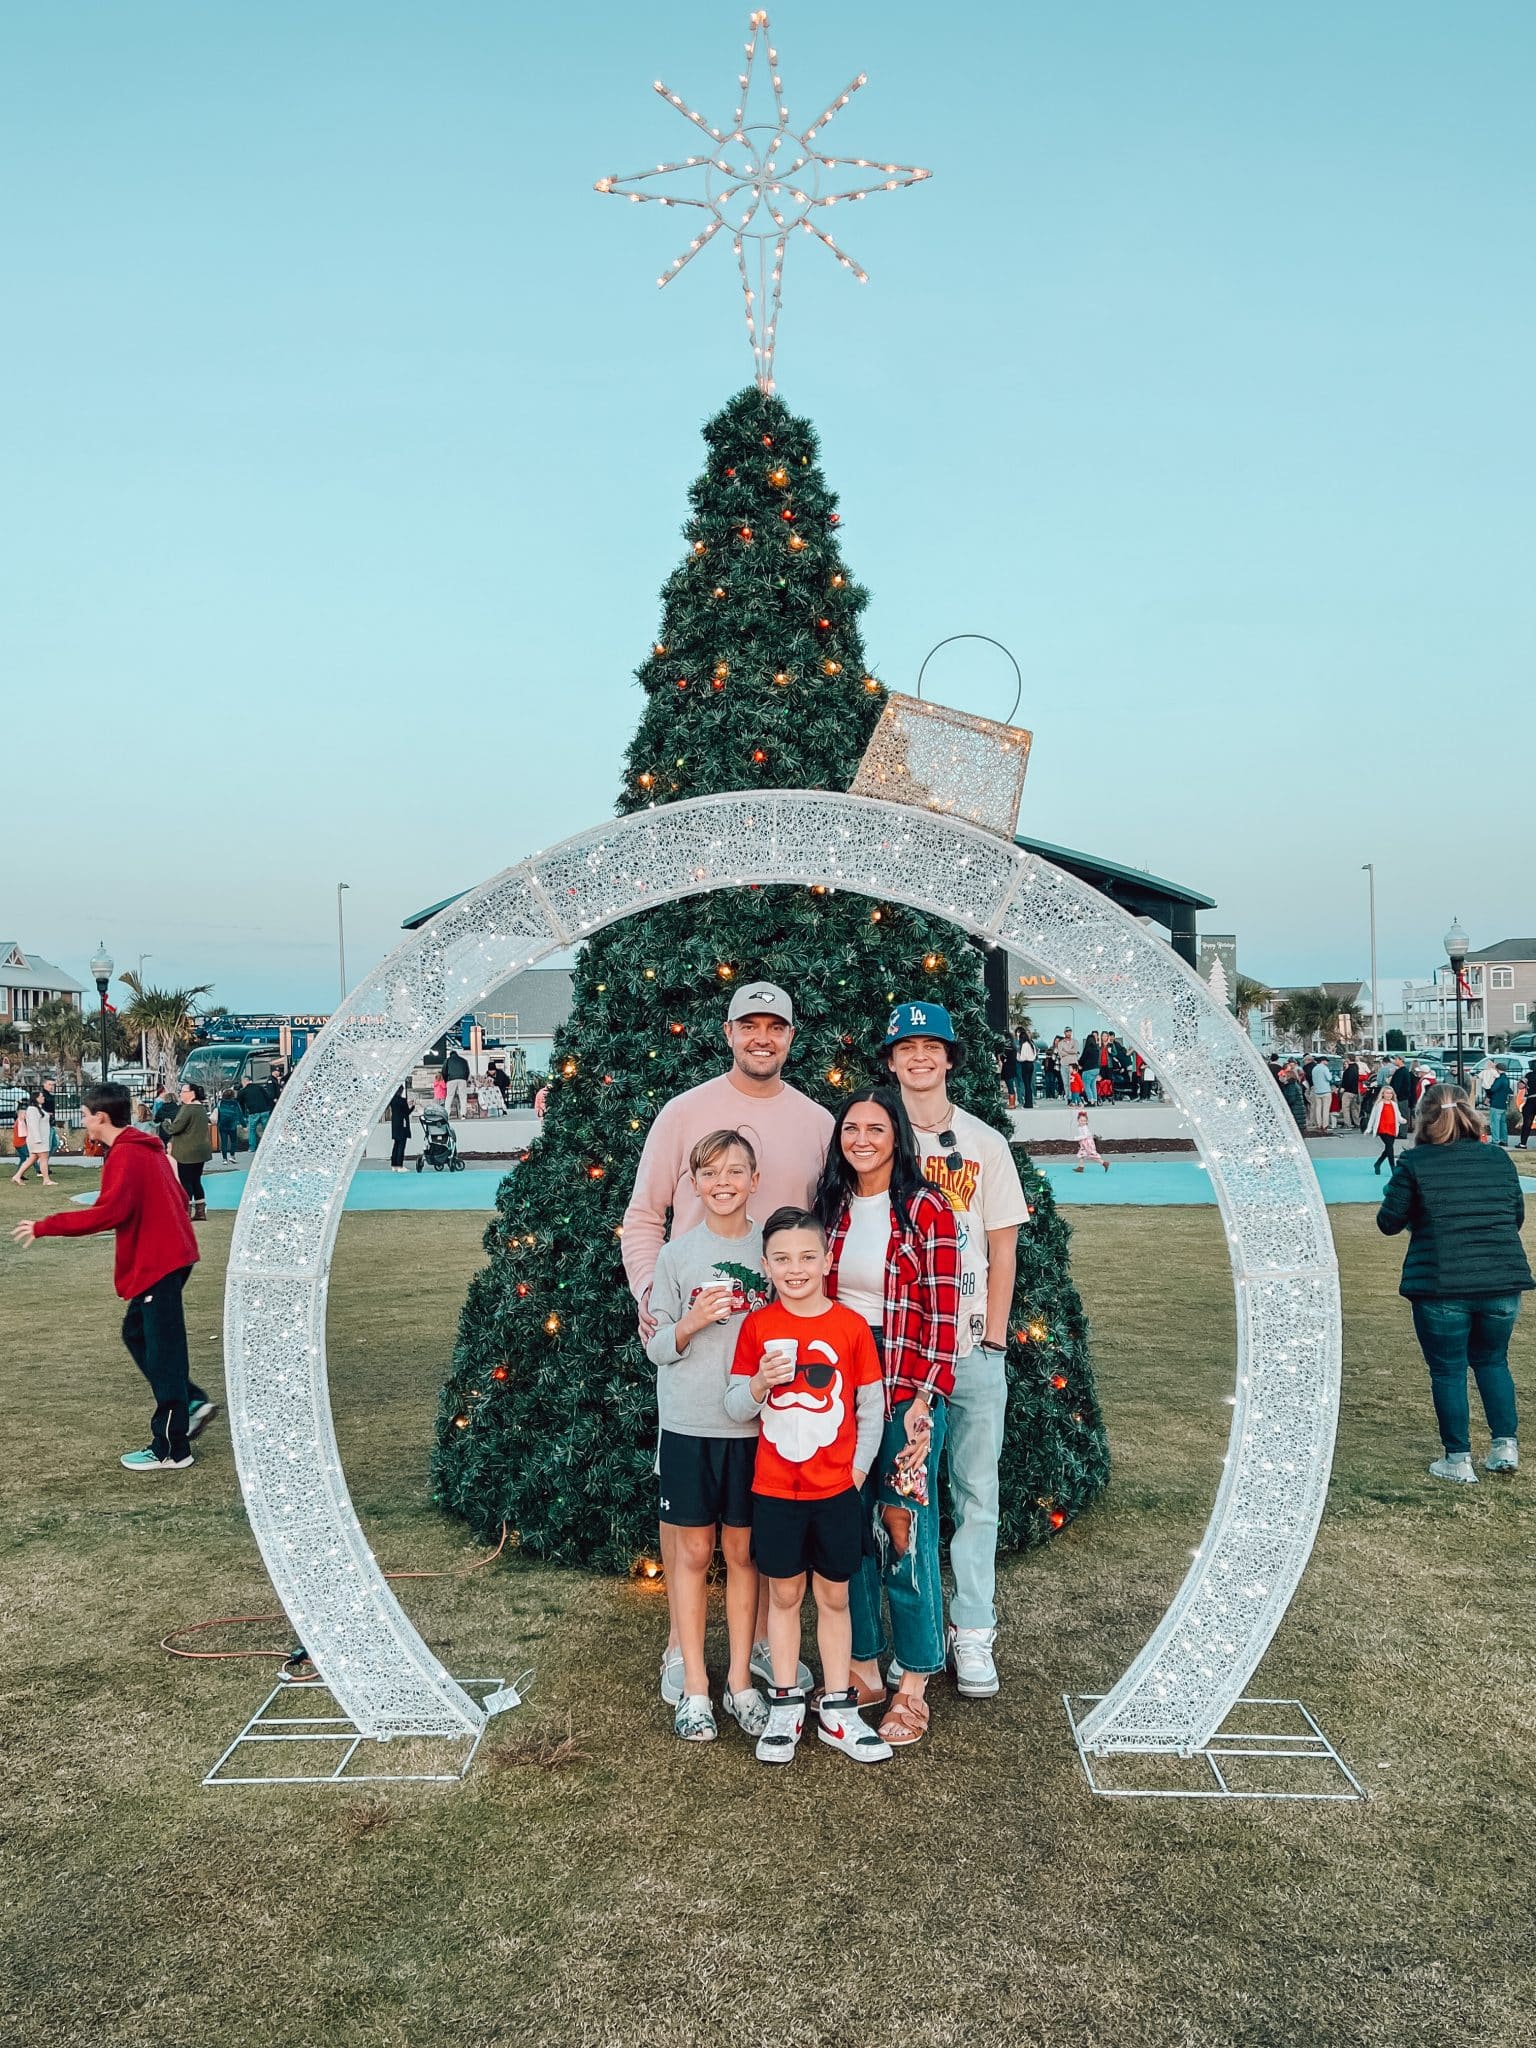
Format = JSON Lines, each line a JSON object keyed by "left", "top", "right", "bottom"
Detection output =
{"left": 594, "top": 9, "right": 932, "bottom": 392}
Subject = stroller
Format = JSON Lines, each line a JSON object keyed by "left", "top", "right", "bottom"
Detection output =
{"left": 417, "top": 1101, "right": 465, "bottom": 1172}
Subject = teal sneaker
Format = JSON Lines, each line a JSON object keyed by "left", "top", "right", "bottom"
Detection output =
{"left": 187, "top": 1399, "right": 220, "bottom": 1440}
{"left": 120, "top": 1446, "right": 193, "bottom": 1472}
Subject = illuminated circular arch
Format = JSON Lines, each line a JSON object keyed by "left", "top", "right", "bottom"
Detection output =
{"left": 225, "top": 791, "right": 1341, "bottom": 1751}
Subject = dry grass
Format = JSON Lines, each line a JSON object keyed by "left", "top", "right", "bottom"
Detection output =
{"left": 2, "top": 1174, "right": 1533, "bottom": 2048}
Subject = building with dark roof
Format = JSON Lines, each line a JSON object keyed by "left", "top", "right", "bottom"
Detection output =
{"left": 404, "top": 831, "right": 1220, "bottom": 1065}
{"left": 0, "top": 942, "right": 84, "bottom": 1043}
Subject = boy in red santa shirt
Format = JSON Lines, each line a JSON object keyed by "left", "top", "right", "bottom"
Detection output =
{"left": 726, "top": 1208, "right": 890, "bottom": 1766}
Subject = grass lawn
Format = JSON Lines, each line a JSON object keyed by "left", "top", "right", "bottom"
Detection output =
{"left": 3, "top": 1173, "right": 1533, "bottom": 2048}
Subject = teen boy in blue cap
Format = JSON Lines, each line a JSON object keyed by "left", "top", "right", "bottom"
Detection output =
{"left": 875, "top": 1001, "right": 1031, "bottom": 1699}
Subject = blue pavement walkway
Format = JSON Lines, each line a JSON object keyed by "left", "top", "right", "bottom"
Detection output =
{"left": 182, "top": 1156, "right": 1536, "bottom": 1213}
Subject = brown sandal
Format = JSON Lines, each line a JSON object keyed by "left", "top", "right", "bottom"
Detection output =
{"left": 878, "top": 1693, "right": 930, "bottom": 1747}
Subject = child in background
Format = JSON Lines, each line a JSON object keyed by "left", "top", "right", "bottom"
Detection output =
{"left": 1073, "top": 1107, "right": 1109, "bottom": 1174}
{"left": 726, "top": 1207, "right": 889, "bottom": 1767}
{"left": 645, "top": 1130, "right": 771, "bottom": 1743}
{"left": 1366, "top": 1085, "right": 1400, "bottom": 1176}
{"left": 216, "top": 1087, "right": 242, "bottom": 1163}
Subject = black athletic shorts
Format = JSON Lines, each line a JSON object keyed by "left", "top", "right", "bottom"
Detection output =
{"left": 750, "top": 1486, "right": 865, "bottom": 1583}
{"left": 657, "top": 1431, "right": 756, "bottom": 1529}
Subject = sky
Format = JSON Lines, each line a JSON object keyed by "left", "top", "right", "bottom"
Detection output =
{"left": 5, "top": 0, "right": 1532, "bottom": 1014}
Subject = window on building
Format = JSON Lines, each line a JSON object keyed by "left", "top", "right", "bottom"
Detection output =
{"left": 1490, "top": 966, "right": 1514, "bottom": 990}
{"left": 1515, "top": 1004, "right": 1529, "bottom": 1024}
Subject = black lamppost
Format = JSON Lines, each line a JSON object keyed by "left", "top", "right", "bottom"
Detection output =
{"left": 1444, "top": 919, "right": 1468, "bottom": 1090}
{"left": 90, "top": 942, "right": 113, "bottom": 1084}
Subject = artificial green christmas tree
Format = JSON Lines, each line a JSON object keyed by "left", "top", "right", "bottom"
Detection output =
{"left": 432, "top": 387, "right": 1109, "bottom": 1570}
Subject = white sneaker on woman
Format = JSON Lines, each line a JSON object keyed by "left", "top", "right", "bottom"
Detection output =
{"left": 1428, "top": 1453, "right": 1477, "bottom": 1484}
{"left": 1485, "top": 1437, "right": 1519, "bottom": 1474}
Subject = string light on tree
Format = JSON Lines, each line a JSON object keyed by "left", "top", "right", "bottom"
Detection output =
{"left": 593, "top": 10, "right": 932, "bottom": 391}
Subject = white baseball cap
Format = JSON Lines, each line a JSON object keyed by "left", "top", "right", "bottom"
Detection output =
{"left": 726, "top": 981, "right": 794, "bottom": 1025}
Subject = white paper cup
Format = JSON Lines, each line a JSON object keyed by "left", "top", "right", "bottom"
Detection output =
{"left": 761, "top": 1338, "right": 799, "bottom": 1374}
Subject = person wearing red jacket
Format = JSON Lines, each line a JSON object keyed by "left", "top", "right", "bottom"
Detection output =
{"left": 12, "top": 1082, "right": 218, "bottom": 1471}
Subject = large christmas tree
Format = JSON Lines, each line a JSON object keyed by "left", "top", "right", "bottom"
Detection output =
{"left": 432, "top": 388, "right": 1109, "bottom": 1571}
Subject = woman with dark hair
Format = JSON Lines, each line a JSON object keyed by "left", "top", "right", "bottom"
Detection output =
{"left": 1377, "top": 1083, "right": 1529, "bottom": 1483}
{"left": 387, "top": 1085, "right": 416, "bottom": 1172}
{"left": 163, "top": 1082, "right": 213, "bottom": 1221}
{"left": 813, "top": 1087, "right": 960, "bottom": 1746}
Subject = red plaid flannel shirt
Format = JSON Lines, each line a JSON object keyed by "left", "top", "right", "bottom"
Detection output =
{"left": 825, "top": 1185, "right": 961, "bottom": 1407}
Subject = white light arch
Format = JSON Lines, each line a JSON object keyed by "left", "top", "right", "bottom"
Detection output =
{"left": 225, "top": 791, "right": 1340, "bottom": 1753}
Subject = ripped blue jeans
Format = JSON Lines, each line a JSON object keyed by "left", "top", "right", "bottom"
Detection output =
{"left": 848, "top": 1397, "right": 949, "bottom": 1675}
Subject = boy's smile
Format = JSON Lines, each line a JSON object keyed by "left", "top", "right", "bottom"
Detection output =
{"left": 889, "top": 1037, "right": 950, "bottom": 1092}
{"left": 694, "top": 1146, "right": 757, "bottom": 1223}
{"left": 765, "top": 1228, "right": 830, "bottom": 1305}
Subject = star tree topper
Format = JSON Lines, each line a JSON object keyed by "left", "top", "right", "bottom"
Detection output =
{"left": 594, "top": 9, "right": 932, "bottom": 392}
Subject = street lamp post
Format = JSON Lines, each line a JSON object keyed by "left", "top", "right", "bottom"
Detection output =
{"left": 90, "top": 942, "right": 114, "bottom": 1084}
{"left": 1361, "top": 863, "right": 1379, "bottom": 1053}
{"left": 1445, "top": 919, "right": 1469, "bottom": 1090}
{"left": 337, "top": 883, "right": 350, "bottom": 1005}
{"left": 136, "top": 954, "right": 152, "bottom": 1069}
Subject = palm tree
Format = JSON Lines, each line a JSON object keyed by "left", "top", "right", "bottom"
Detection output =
{"left": 118, "top": 974, "right": 214, "bottom": 1089}
{"left": 29, "top": 998, "right": 88, "bottom": 1074}
{"left": 1272, "top": 988, "right": 1365, "bottom": 1052}
{"left": 1235, "top": 975, "right": 1274, "bottom": 1030}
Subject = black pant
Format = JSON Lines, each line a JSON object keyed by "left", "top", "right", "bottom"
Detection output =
{"left": 1019, "top": 1063, "right": 1035, "bottom": 1108}
{"left": 1520, "top": 1100, "right": 1536, "bottom": 1147}
{"left": 122, "top": 1266, "right": 206, "bottom": 1461}
{"left": 176, "top": 1162, "right": 205, "bottom": 1206}
{"left": 390, "top": 1130, "right": 409, "bottom": 1168}
{"left": 1374, "top": 1135, "right": 1397, "bottom": 1174}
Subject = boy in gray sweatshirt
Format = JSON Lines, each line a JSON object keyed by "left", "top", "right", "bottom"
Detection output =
{"left": 645, "top": 1129, "right": 771, "bottom": 1742}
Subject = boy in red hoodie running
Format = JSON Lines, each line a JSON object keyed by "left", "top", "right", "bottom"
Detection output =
{"left": 12, "top": 1082, "right": 217, "bottom": 1471}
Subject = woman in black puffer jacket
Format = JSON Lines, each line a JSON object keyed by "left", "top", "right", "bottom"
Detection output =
{"left": 1377, "top": 1084, "right": 1531, "bottom": 1484}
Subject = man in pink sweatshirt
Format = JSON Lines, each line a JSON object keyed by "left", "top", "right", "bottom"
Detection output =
{"left": 622, "top": 980, "right": 833, "bottom": 1705}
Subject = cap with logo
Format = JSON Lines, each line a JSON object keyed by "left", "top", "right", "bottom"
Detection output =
{"left": 881, "top": 1000, "right": 964, "bottom": 1067}
{"left": 726, "top": 981, "right": 794, "bottom": 1025}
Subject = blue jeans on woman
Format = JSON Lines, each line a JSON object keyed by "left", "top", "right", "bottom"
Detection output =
{"left": 848, "top": 1398, "right": 949, "bottom": 1675}
{"left": 1410, "top": 1295, "right": 1521, "bottom": 1454}
{"left": 1488, "top": 1107, "right": 1508, "bottom": 1146}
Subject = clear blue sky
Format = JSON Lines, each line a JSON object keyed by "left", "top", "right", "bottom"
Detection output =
{"left": 6, "top": 0, "right": 1531, "bottom": 1013}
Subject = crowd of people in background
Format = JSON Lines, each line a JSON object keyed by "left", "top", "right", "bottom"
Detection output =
{"left": 1263, "top": 1049, "right": 1536, "bottom": 1169}
{"left": 996, "top": 1025, "right": 1154, "bottom": 1109}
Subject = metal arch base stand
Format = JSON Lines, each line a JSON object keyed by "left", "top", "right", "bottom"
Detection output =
{"left": 1064, "top": 1695, "right": 1367, "bottom": 1802}
{"left": 205, "top": 1678, "right": 517, "bottom": 1788}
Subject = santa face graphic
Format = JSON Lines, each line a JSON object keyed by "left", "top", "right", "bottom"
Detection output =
{"left": 760, "top": 1339, "right": 845, "bottom": 1465}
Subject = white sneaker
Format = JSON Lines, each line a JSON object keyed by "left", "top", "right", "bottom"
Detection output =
{"left": 659, "top": 1645, "right": 685, "bottom": 1706}
{"left": 948, "top": 1625, "right": 1000, "bottom": 1698}
{"left": 816, "top": 1691, "right": 891, "bottom": 1764}
{"left": 1429, "top": 1453, "right": 1478, "bottom": 1484}
{"left": 722, "top": 1686, "right": 770, "bottom": 1738}
{"left": 749, "top": 1640, "right": 813, "bottom": 1692}
{"left": 674, "top": 1694, "right": 717, "bottom": 1742}
{"left": 755, "top": 1688, "right": 805, "bottom": 1765}
{"left": 1485, "top": 1437, "right": 1519, "bottom": 1474}
{"left": 885, "top": 1655, "right": 906, "bottom": 1686}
